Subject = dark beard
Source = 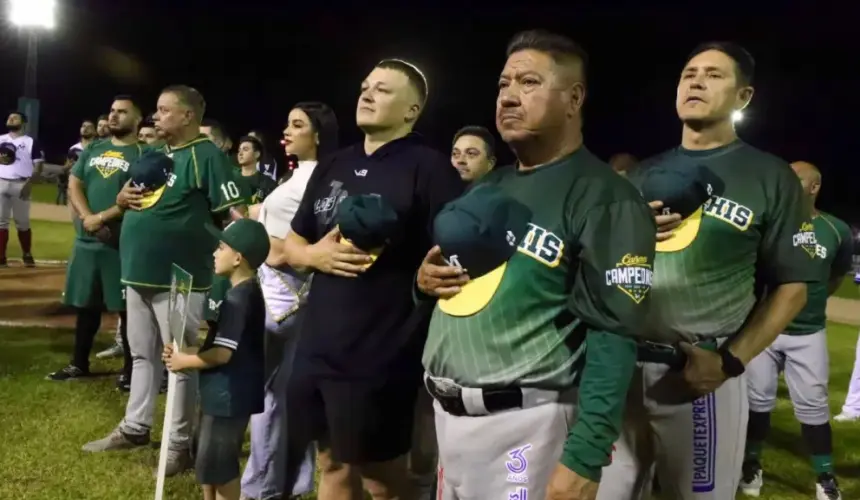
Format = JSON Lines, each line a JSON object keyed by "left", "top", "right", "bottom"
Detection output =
{"left": 81, "top": 133, "right": 95, "bottom": 140}
{"left": 110, "top": 126, "right": 133, "bottom": 139}
{"left": 6, "top": 124, "right": 22, "bottom": 133}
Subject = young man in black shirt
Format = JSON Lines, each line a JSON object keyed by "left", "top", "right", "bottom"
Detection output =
{"left": 163, "top": 218, "right": 269, "bottom": 500}
{"left": 282, "top": 59, "right": 465, "bottom": 499}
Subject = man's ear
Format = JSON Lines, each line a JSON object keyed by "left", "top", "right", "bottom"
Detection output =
{"left": 738, "top": 86, "right": 754, "bottom": 111}
{"left": 569, "top": 82, "right": 586, "bottom": 117}
{"left": 405, "top": 103, "right": 421, "bottom": 124}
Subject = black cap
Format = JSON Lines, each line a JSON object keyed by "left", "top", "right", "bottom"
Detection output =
{"left": 0, "top": 142, "right": 17, "bottom": 165}
{"left": 335, "top": 194, "right": 400, "bottom": 252}
{"left": 640, "top": 164, "right": 723, "bottom": 219}
{"left": 129, "top": 149, "right": 174, "bottom": 209}
{"left": 433, "top": 183, "right": 532, "bottom": 316}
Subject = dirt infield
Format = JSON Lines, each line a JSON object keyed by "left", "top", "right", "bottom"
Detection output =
{"left": 30, "top": 202, "right": 75, "bottom": 223}
{"left": 826, "top": 297, "right": 860, "bottom": 327}
{"left": 0, "top": 262, "right": 118, "bottom": 330}
{"left": 0, "top": 258, "right": 857, "bottom": 331}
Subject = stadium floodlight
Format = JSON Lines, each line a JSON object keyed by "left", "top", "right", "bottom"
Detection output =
{"left": 9, "top": 0, "right": 56, "bottom": 30}
{"left": 731, "top": 110, "right": 744, "bottom": 123}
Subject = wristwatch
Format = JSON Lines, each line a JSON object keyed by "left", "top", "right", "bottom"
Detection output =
{"left": 719, "top": 347, "right": 745, "bottom": 378}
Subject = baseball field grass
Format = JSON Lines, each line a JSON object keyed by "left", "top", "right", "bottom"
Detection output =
{"left": 0, "top": 324, "right": 858, "bottom": 499}
{"left": 5, "top": 219, "right": 76, "bottom": 261}
{"left": 834, "top": 275, "right": 860, "bottom": 300}
{"left": 30, "top": 182, "right": 63, "bottom": 206}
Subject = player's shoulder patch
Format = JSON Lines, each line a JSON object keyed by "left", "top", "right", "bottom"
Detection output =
{"left": 606, "top": 253, "right": 653, "bottom": 304}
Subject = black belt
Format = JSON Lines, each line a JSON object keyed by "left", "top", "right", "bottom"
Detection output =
{"left": 425, "top": 378, "right": 523, "bottom": 417}
{"left": 637, "top": 338, "right": 719, "bottom": 371}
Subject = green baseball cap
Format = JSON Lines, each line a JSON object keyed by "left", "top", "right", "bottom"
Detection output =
{"left": 209, "top": 218, "right": 271, "bottom": 269}
{"left": 335, "top": 194, "right": 400, "bottom": 258}
{"left": 433, "top": 183, "right": 532, "bottom": 317}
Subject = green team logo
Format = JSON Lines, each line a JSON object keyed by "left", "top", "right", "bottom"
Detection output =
{"left": 792, "top": 221, "right": 817, "bottom": 258}
{"left": 606, "top": 253, "right": 653, "bottom": 304}
{"left": 89, "top": 150, "right": 130, "bottom": 179}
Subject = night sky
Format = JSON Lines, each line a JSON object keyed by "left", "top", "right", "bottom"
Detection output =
{"left": 0, "top": 1, "right": 855, "bottom": 222}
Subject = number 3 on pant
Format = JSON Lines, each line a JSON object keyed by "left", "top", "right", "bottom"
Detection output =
{"left": 220, "top": 181, "right": 240, "bottom": 200}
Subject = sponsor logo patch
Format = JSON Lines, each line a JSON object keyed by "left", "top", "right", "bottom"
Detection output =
{"left": 792, "top": 221, "right": 818, "bottom": 258}
{"left": 606, "top": 254, "right": 653, "bottom": 304}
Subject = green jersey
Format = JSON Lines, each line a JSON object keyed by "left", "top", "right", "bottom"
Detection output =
{"left": 241, "top": 170, "right": 278, "bottom": 205}
{"left": 424, "top": 149, "right": 655, "bottom": 388}
{"left": 785, "top": 212, "right": 854, "bottom": 334}
{"left": 629, "top": 142, "right": 817, "bottom": 342}
{"left": 70, "top": 141, "right": 147, "bottom": 245}
{"left": 204, "top": 170, "right": 260, "bottom": 323}
{"left": 425, "top": 149, "right": 656, "bottom": 481}
{"left": 120, "top": 136, "right": 245, "bottom": 290}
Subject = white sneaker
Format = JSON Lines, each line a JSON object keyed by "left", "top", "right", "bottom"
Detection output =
{"left": 815, "top": 474, "right": 842, "bottom": 500}
{"left": 833, "top": 412, "right": 860, "bottom": 423}
{"left": 95, "top": 343, "right": 124, "bottom": 359}
{"left": 739, "top": 468, "right": 763, "bottom": 497}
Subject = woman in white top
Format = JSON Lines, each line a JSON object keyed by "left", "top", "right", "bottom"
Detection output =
{"left": 241, "top": 102, "right": 339, "bottom": 500}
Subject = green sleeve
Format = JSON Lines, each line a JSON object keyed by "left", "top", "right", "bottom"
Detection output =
{"left": 561, "top": 198, "right": 654, "bottom": 481}
{"left": 832, "top": 218, "right": 855, "bottom": 278}
{"left": 70, "top": 150, "right": 89, "bottom": 181}
{"left": 198, "top": 146, "right": 246, "bottom": 213}
{"left": 560, "top": 330, "right": 636, "bottom": 481}
{"left": 567, "top": 199, "right": 656, "bottom": 337}
{"left": 758, "top": 166, "right": 817, "bottom": 285}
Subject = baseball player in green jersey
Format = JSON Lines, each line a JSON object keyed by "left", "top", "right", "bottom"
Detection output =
{"left": 83, "top": 86, "right": 247, "bottom": 478}
{"left": 47, "top": 96, "right": 146, "bottom": 383}
{"left": 596, "top": 42, "right": 816, "bottom": 500}
{"left": 237, "top": 135, "right": 278, "bottom": 204}
{"left": 418, "top": 30, "right": 656, "bottom": 500}
{"left": 740, "top": 161, "right": 852, "bottom": 500}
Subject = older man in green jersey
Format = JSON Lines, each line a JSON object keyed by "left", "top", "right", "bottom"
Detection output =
{"left": 83, "top": 85, "right": 247, "bottom": 477}
{"left": 740, "top": 161, "right": 852, "bottom": 500}
{"left": 596, "top": 42, "right": 815, "bottom": 500}
{"left": 417, "top": 30, "right": 656, "bottom": 500}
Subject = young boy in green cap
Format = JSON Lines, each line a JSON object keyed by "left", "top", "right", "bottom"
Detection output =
{"left": 162, "top": 218, "right": 270, "bottom": 500}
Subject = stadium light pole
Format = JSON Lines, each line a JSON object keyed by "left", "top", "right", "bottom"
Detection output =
{"left": 8, "top": 0, "right": 56, "bottom": 140}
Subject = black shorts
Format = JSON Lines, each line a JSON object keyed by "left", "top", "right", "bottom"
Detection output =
{"left": 287, "top": 369, "right": 421, "bottom": 464}
{"left": 195, "top": 414, "right": 250, "bottom": 485}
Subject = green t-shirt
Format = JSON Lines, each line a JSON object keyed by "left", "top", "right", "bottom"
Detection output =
{"left": 785, "top": 212, "right": 854, "bottom": 334}
{"left": 628, "top": 142, "right": 817, "bottom": 343}
{"left": 424, "top": 148, "right": 656, "bottom": 481}
{"left": 70, "top": 140, "right": 147, "bottom": 244}
{"left": 120, "top": 136, "right": 245, "bottom": 290}
{"left": 241, "top": 170, "right": 278, "bottom": 205}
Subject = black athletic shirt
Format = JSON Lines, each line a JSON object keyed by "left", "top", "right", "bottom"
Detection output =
{"left": 291, "top": 134, "right": 465, "bottom": 379}
{"left": 199, "top": 278, "right": 266, "bottom": 417}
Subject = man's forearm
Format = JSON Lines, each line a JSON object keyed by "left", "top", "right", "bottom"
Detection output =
{"left": 727, "top": 282, "right": 807, "bottom": 365}
{"left": 98, "top": 205, "right": 124, "bottom": 222}
{"left": 68, "top": 180, "right": 92, "bottom": 217}
{"left": 283, "top": 235, "right": 314, "bottom": 273}
{"left": 560, "top": 330, "right": 637, "bottom": 482}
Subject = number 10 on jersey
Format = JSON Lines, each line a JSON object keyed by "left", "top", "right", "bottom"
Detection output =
{"left": 220, "top": 181, "right": 241, "bottom": 200}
